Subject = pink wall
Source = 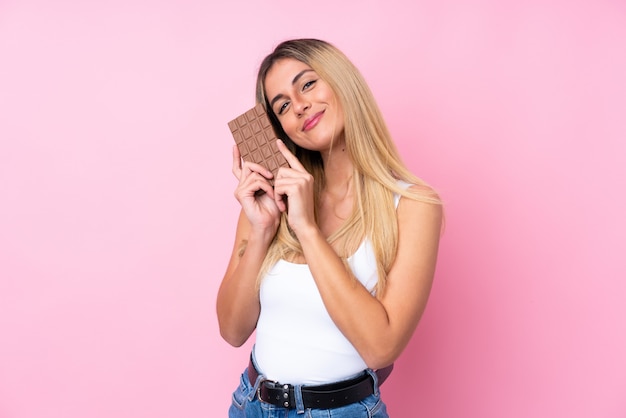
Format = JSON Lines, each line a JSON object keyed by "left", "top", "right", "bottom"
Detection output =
{"left": 1, "top": 1, "right": 624, "bottom": 417}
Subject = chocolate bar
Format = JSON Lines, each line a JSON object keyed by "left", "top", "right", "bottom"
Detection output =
{"left": 228, "top": 103, "right": 289, "bottom": 185}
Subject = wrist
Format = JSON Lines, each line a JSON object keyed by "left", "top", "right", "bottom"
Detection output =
{"left": 293, "top": 223, "right": 322, "bottom": 245}
{"left": 248, "top": 224, "right": 278, "bottom": 246}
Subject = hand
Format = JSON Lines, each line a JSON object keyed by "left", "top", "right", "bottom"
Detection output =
{"left": 273, "top": 140, "right": 317, "bottom": 236}
{"left": 232, "top": 145, "right": 281, "bottom": 233}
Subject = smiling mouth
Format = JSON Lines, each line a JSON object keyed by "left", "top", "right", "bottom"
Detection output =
{"left": 302, "top": 111, "right": 325, "bottom": 131}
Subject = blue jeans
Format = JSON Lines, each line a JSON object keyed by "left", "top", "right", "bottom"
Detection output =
{"left": 228, "top": 366, "right": 389, "bottom": 418}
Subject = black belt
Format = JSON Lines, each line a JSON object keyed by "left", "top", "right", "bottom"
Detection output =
{"left": 247, "top": 357, "right": 393, "bottom": 410}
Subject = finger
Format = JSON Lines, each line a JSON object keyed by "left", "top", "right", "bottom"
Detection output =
{"left": 274, "top": 191, "right": 287, "bottom": 212}
{"left": 241, "top": 172, "right": 276, "bottom": 199}
{"left": 253, "top": 180, "right": 276, "bottom": 200}
{"left": 241, "top": 159, "right": 274, "bottom": 180}
{"left": 273, "top": 179, "right": 305, "bottom": 212}
{"left": 276, "top": 139, "right": 306, "bottom": 171}
{"left": 232, "top": 145, "right": 242, "bottom": 179}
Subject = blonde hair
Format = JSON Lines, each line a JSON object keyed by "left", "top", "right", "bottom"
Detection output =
{"left": 250, "top": 39, "right": 440, "bottom": 296}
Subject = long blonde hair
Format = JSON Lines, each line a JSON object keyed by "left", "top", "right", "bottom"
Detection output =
{"left": 250, "top": 39, "right": 440, "bottom": 296}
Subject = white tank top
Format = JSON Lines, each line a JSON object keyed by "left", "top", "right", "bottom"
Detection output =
{"left": 254, "top": 182, "right": 409, "bottom": 385}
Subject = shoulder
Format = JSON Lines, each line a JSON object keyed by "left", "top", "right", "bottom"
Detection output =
{"left": 392, "top": 177, "right": 441, "bottom": 208}
{"left": 397, "top": 184, "right": 443, "bottom": 231}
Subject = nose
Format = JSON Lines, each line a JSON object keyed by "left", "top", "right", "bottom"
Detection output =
{"left": 292, "top": 96, "right": 310, "bottom": 116}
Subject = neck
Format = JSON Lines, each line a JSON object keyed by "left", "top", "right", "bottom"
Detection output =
{"left": 321, "top": 142, "right": 354, "bottom": 195}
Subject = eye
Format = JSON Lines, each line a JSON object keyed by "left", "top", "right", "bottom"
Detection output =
{"left": 277, "top": 101, "right": 290, "bottom": 115}
{"left": 302, "top": 79, "right": 317, "bottom": 91}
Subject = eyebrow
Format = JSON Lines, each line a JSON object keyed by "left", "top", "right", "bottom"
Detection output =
{"left": 269, "top": 69, "right": 315, "bottom": 109}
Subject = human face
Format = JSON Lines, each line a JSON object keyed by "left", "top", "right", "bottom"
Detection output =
{"left": 264, "top": 58, "right": 344, "bottom": 152}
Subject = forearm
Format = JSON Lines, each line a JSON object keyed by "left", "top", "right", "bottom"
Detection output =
{"left": 216, "top": 229, "right": 274, "bottom": 346}
{"left": 297, "top": 227, "right": 400, "bottom": 368}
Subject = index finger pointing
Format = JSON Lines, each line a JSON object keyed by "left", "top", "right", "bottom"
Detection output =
{"left": 276, "top": 139, "right": 305, "bottom": 171}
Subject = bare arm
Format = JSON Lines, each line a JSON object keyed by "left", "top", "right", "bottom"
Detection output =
{"left": 273, "top": 141, "right": 442, "bottom": 369}
{"left": 216, "top": 146, "right": 280, "bottom": 347}
{"left": 216, "top": 211, "right": 267, "bottom": 346}
{"left": 299, "top": 193, "right": 442, "bottom": 369}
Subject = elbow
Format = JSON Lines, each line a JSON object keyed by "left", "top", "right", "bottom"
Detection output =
{"left": 217, "top": 315, "right": 251, "bottom": 347}
{"left": 217, "top": 306, "right": 259, "bottom": 347}
{"left": 361, "top": 344, "right": 400, "bottom": 370}
{"left": 219, "top": 326, "right": 249, "bottom": 348}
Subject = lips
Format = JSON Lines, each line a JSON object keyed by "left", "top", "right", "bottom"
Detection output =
{"left": 302, "top": 110, "right": 325, "bottom": 132}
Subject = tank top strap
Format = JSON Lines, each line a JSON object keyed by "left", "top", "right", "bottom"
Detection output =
{"left": 394, "top": 180, "right": 413, "bottom": 208}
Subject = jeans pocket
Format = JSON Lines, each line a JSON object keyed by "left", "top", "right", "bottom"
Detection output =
{"left": 359, "top": 393, "right": 389, "bottom": 418}
{"left": 230, "top": 371, "right": 253, "bottom": 411}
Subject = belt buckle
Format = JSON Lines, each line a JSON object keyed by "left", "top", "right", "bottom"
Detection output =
{"left": 258, "top": 379, "right": 293, "bottom": 409}
{"left": 256, "top": 378, "right": 270, "bottom": 403}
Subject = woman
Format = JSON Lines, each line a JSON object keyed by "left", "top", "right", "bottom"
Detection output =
{"left": 217, "top": 39, "right": 442, "bottom": 417}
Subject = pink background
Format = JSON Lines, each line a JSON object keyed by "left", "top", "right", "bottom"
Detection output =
{"left": 1, "top": 1, "right": 625, "bottom": 417}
